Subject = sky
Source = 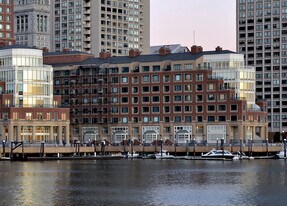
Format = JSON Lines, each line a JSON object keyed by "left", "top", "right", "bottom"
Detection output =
{"left": 150, "top": 0, "right": 236, "bottom": 51}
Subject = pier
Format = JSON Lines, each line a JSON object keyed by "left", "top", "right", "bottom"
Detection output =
{"left": 0, "top": 142, "right": 283, "bottom": 161}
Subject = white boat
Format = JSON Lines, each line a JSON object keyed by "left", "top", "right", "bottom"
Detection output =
{"left": 201, "top": 149, "right": 235, "bottom": 159}
{"left": 154, "top": 150, "right": 175, "bottom": 159}
{"left": 232, "top": 151, "right": 250, "bottom": 160}
{"left": 127, "top": 151, "right": 140, "bottom": 158}
{"left": 276, "top": 150, "right": 287, "bottom": 159}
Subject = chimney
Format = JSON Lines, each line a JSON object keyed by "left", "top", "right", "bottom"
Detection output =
{"left": 215, "top": 46, "right": 222, "bottom": 52}
{"left": 62, "top": 48, "right": 70, "bottom": 52}
{"left": 129, "top": 49, "right": 141, "bottom": 57}
{"left": 191, "top": 45, "right": 203, "bottom": 54}
{"left": 99, "top": 51, "right": 112, "bottom": 59}
{"left": 159, "top": 46, "right": 171, "bottom": 56}
{"left": 42, "top": 47, "right": 49, "bottom": 53}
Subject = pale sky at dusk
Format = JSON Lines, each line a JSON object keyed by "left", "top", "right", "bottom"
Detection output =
{"left": 150, "top": 0, "right": 236, "bottom": 52}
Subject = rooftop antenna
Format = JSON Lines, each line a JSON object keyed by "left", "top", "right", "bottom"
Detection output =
{"left": 193, "top": 31, "right": 196, "bottom": 45}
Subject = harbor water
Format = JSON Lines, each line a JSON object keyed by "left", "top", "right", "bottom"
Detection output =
{"left": 0, "top": 159, "right": 287, "bottom": 206}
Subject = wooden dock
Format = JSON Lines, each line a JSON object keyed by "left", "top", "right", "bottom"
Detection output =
{"left": 0, "top": 143, "right": 283, "bottom": 161}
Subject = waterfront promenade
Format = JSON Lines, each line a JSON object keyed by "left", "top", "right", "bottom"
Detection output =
{"left": 0, "top": 142, "right": 283, "bottom": 159}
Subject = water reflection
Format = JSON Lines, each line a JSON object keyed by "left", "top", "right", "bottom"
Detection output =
{"left": 0, "top": 160, "right": 287, "bottom": 206}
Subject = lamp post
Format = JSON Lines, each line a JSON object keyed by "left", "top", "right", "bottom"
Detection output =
{"left": 123, "top": 138, "right": 126, "bottom": 156}
{"left": 160, "top": 139, "right": 163, "bottom": 158}
{"left": 193, "top": 138, "right": 196, "bottom": 157}
{"left": 186, "top": 139, "right": 189, "bottom": 157}
{"left": 221, "top": 138, "right": 224, "bottom": 157}
{"left": 131, "top": 139, "right": 134, "bottom": 158}
{"left": 143, "top": 138, "right": 145, "bottom": 157}
{"left": 281, "top": 131, "right": 285, "bottom": 142}
{"left": 231, "top": 138, "right": 233, "bottom": 153}
{"left": 284, "top": 139, "right": 287, "bottom": 159}
{"left": 250, "top": 138, "right": 253, "bottom": 157}
{"left": 174, "top": 138, "right": 177, "bottom": 157}
{"left": 240, "top": 138, "right": 242, "bottom": 158}
{"left": 154, "top": 138, "right": 157, "bottom": 154}
{"left": 266, "top": 138, "right": 268, "bottom": 156}
{"left": 94, "top": 138, "right": 96, "bottom": 157}
{"left": 216, "top": 138, "right": 219, "bottom": 150}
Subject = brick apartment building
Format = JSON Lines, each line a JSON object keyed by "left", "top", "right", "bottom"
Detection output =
{"left": 44, "top": 46, "right": 268, "bottom": 144}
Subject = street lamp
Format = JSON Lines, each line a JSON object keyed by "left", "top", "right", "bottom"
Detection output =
{"left": 231, "top": 138, "right": 233, "bottom": 153}
{"left": 282, "top": 131, "right": 285, "bottom": 142}
{"left": 174, "top": 138, "right": 177, "bottom": 157}
{"left": 284, "top": 139, "right": 287, "bottom": 158}
{"left": 143, "top": 138, "right": 145, "bottom": 157}
{"left": 266, "top": 138, "right": 268, "bottom": 156}
{"left": 160, "top": 139, "right": 163, "bottom": 158}
{"left": 131, "top": 139, "right": 134, "bottom": 158}
{"left": 193, "top": 138, "right": 196, "bottom": 157}
{"left": 216, "top": 138, "right": 219, "bottom": 150}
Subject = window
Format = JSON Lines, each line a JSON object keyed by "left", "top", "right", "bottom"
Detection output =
{"left": 152, "top": 75, "right": 160, "bottom": 82}
{"left": 218, "top": 105, "right": 226, "bottom": 111}
{"left": 164, "top": 85, "right": 170, "bottom": 92}
{"left": 122, "top": 76, "right": 128, "bottom": 83}
{"left": 184, "top": 95, "right": 192, "bottom": 102}
{"left": 196, "top": 74, "right": 203, "bottom": 81}
{"left": 121, "top": 87, "right": 128, "bottom": 93}
{"left": 231, "top": 115, "right": 237, "bottom": 121}
{"left": 122, "top": 107, "right": 129, "bottom": 113}
{"left": 174, "top": 74, "right": 181, "bottom": 81}
{"left": 142, "top": 75, "right": 150, "bottom": 82}
{"left": 218, "top": 94, "right": 226, "bottom": 101}
{"left": 184, "top": 64, "right": 193, "bottom": 70}
{"left": 231, "top": 105, "right": 238, "bottom": 111}
{"left": 142, "top": 86, "right": 149, "bottom": 92}
{"left": 164, "top": 96, "right": 170, "bottom": 102}
{"left": 197, "top": 116, "right": 203, "bottom": 122}
{"left": 185, "top": 106, "right": 192, "bottom": 112}
{"left": 218, "top": 116, "right": 226, "bottom": 121}
{"left": 152, "top": 86, "right": 160, "bottom": 92}
{"left": 208, "top": 84, "right": 215, "bottom": 90}
{"left": 207, "top": 94, "right": 215, "bottom": 101}
{"left": 133, "top": 87, "right": 138, "bottom": 93}
{"left": 153, "top": 106, "right": 160, "bottom": 113}
{"left": 196, "top": 95, "right": 203, "bottom": 102}
{"left": 185, "top": 116, "right": 192, "bottom": 122}
{"left": 208, "top": 116, "right": 215, "bottom": 122}
{"left": 152, "top": 96, "right": 159, "bottom": 102}
{"left": 174, "top": 106, "right": 182, "bottom": 112}
{"left": 142, "top": 107, "right": 149, "bottom": 113}
{"left": 174, "top": 64, "right": 181, "bottom": 70}
{"left": 207, "top": 105, "right": 215, "bottom": 112}
{"left": 142, "top": 66, "right": 150, "bottom": 72}
{"left": 142, "top": 96, "right": 149, "bottom": 103}
{"left": 122, "top": 67, "right": 129, "bottom": 73}
{"left": 197, "top": 84, "right": 203, "bottom": 91}
{"left": 143, "top": 117, "right": 149, "bottom": 123}
{"left": 122, "top": 117, "right": 128, "bottom": 123}
{"left": 174, "top": 85, "right": 182, "bottom": 91}
{"left": 174, "top": 116, "right": 181, "bottom": 122}
{"left": 153, "top": 117, "right": 159, "bottom": 122}
{"left": 164, "top": 75, "right": 170, "bottom": 82}
{"left": 25, "top": 112, "right": 32, "bottom": 120}
{"left": 197, "top": 105, "right": 203, "bottom": 112}
{"left": 153, "top": 65, "right": 160, "bottom": 71}
{"left": 185, "top": 74, "right": 192, "bottom": 80}
{"left": 184, "top": 84, "right": 192, "bottom": 91}
{"left": 174, "top": 95, "right": 182, "bottom": 102}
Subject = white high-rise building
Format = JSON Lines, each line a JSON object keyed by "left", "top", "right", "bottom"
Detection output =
{"left": 50, "top": 0, "right": 150, "bottom": 56}
{"left": 237, "top": 0, "right": 287, "bottom": 137}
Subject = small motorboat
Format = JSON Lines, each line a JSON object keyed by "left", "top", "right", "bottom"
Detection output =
{"left": 201, "top": 149, "right": 235, "bottom": 159}
{"left": 232, "top": 151, "right": 250, "bottom": 160}
{"left": 154, "top": 150, "right": 175, "bottom": 159}
{"left": 127, "top": 151, "right": 140, "bottom": 159}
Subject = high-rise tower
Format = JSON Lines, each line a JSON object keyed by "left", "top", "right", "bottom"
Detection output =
{"left": 50, "top": 0, "right": 150, "bottom": 56}
{"left": 0, "top": 0, "right": 15, "bottom": 46}
{"left": 14, "top": 0, "right": 51, "bottom": 50}
{"left": 237, "top": 0, "right": 287, "bottom": 139}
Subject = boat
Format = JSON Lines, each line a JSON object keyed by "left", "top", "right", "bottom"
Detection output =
{"left": 127, "top": 151, "right": 140, "bottom": 158}
{"left": 232, "top": 151, "right": 250, "bottom": 160}
{"left": 201, "top": 149, "right": 235, "bottom": 159}
{"left": 275, "top": 150, "right": 287, "bottom": 159}
{"left": 154, "top": 150, "right": 175, "bottom": 159}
